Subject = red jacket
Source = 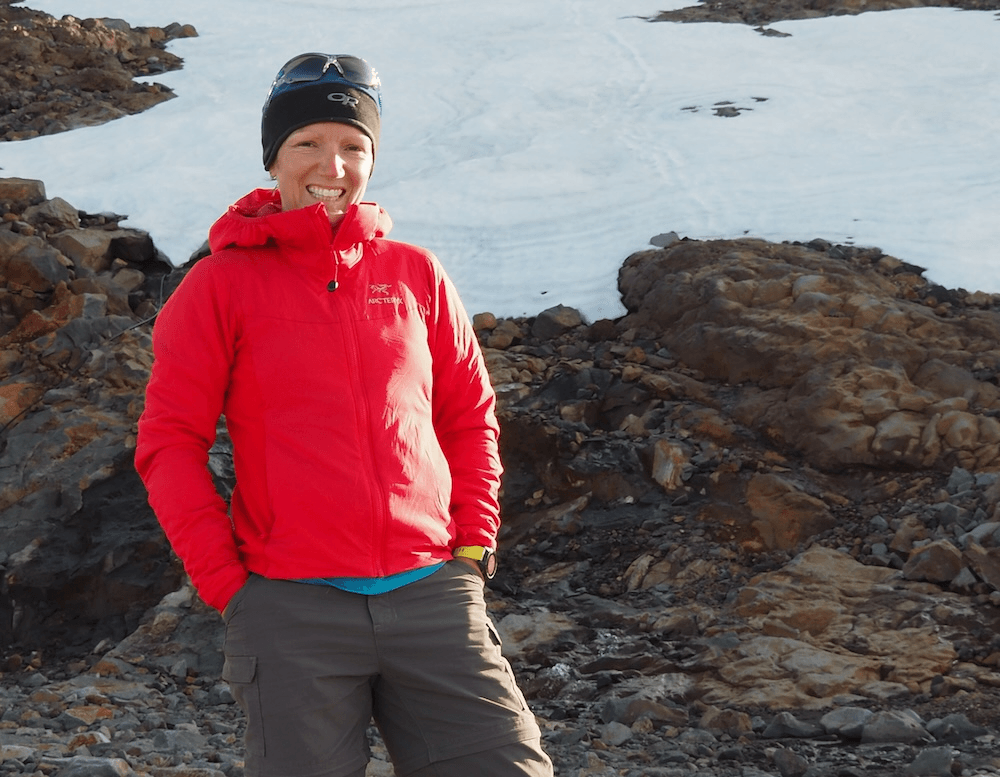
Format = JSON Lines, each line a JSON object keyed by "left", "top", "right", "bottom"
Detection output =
{"left": 135, "top": 189, "right": 501, "bottom": 612}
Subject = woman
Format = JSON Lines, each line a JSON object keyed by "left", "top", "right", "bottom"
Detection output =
{"left": 136, "top": 53, "right": 552, "bottom": 777}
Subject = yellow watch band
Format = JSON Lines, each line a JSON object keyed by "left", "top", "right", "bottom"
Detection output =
{"left": 453, "top": 545, "right": 498, "bottom": 579}
{"left": 453, "top": 546, "right": 489, "bottom": 561}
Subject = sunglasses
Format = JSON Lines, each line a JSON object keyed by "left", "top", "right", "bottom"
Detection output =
{"left": 267, "top": 53, "right": 382, "bottom": 113}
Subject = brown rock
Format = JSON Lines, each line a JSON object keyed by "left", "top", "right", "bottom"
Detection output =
{"left": 0, "top": 177, "right": 46, "bottom": 206}
{"left": 963, "top": 541, "right": 1000, "bottom": 591}
{"left": 650, "top": 438, "right": 689, "bottom": 492}
{"left": 618, "top": 238, "right": 1000, "bottom": 472}
{"left": 49, "top": 228, "right": 117, "bottom": 273}
{"left": 746, "top": 473, "right": 835, "bottom": 551}
{"left": 902, "top": 539, "right": 963, "bottom": 583}
{"left": 531, "top": 304, "right": 584, "bottom": 339}
{"left": 0, "top": 6, "right": 192, "bottom": 142}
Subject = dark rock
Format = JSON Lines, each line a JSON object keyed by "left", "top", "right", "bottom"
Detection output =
{"left": 0, "top": 6, "right": 195, "bottom": 142}
{"left": 531, "top": 304, "right": 584, "bottom": 339}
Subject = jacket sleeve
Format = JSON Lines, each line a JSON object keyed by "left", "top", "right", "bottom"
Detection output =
{"left": 426, "top": 258, "right": 503, "bottom": 550}
{"left": 134, "top": 260, "right": 248, "bottom": 612}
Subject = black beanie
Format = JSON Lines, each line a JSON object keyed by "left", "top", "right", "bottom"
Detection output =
{"left": 261, "top": 82, "right": 381, "bottom": 170}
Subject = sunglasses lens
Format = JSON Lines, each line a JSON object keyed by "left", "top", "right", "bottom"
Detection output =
{"left": 333, "top": 56, "right": 380, "bottom": 89}
{"left": 275, "top": 54, "right": 329, "bottom": 87}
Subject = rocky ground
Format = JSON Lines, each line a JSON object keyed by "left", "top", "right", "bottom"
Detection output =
{"left": 0, "top": 0, "right": 195, "bottom": 142}
{"left": 647, "top": 0, "right": 1000, "bottom": 27}
{"left": 4, "top": 2, "right": 1000, "bottom": 777}
{"left": 6, "top": 181, "right": 1000, "bottom": 776}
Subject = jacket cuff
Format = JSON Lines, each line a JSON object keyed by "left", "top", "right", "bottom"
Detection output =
{"left": 202, "top": 567, "right": 250, "bottom": 614}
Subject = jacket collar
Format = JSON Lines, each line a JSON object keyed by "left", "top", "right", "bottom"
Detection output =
{"left": 208, "top": 188, "right": 393, "bottom": 272}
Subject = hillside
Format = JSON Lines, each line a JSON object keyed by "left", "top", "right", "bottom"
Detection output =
{"left": 3, "top": 2, "right": 1000, "bottom": 775}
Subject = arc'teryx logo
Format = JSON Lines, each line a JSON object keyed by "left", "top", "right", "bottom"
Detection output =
{"left": 327, "top": 92, "right": 359, "bottom": 107}
{"left": 369, "top": 283, "right": 403, "bottom": 305}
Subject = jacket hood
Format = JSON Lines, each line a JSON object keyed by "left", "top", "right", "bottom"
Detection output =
{"left": 208, "top": 188, "right": 393, "bottom": 262}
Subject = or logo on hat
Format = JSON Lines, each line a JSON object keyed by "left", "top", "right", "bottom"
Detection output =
{"left": 327, "top": 92, "right": 360, "bottom": 107}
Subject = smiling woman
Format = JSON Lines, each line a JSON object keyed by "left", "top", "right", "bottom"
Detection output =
{"left": 134, "top": 50, "right": 553, "bottom": 777}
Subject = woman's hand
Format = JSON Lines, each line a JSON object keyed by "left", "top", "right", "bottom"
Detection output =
{"left": 453, "top": 555, "right": 485, "bottom": 580}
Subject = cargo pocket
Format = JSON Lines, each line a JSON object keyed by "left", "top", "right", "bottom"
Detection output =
{"left": 485, "top": 619, "right": 529, "bottom": 713}
{"left": 222, "top": 655, "right": 265, "bottom": 757}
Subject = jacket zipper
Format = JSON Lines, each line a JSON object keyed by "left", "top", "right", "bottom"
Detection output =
{"left": 334, "top": 248, "right": 390, "bottom": 577}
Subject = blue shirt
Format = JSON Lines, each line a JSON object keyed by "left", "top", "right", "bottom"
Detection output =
{"left": 297, "top": 562, "right": 445, "bottom": 595}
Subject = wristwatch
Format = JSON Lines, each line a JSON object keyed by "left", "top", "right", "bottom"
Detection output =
{"left": 453, "top": 546, "right": 497, "bottom": 580}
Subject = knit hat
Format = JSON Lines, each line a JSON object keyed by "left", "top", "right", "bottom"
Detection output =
{"left": 261, "top": 53, "right": 381, "bottom": 170}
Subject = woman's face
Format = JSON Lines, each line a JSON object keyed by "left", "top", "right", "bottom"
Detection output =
{"left": 270, "top": 121, "right": 373, "bottom": 226}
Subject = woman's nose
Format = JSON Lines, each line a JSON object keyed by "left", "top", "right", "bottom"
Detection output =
{"left": 326, "top": 152, "right": 346, "bottom": 176}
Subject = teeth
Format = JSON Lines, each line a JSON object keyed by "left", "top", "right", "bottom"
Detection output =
{"left": 307, "top": 185, "right": 344, "bottom": 199}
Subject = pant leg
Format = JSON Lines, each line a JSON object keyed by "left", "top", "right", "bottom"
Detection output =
{"left": 403, "top": 740, "right": 552, "bottom": 777}
{"left": 368, "top": 562, "right": 551, "bottom": 775}
{"left": 222, "top": 575, "right": 378, "bottom": 777}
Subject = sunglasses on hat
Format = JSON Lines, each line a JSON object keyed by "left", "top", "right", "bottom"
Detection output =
{"left": 266, "top": 53, "right": 382, "bottom": 114}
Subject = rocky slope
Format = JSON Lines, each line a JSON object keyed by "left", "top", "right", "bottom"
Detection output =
{"left": 4, "top": 2, "right": 1000, "bottom": 776}
{"left": 4, "top": 179, "right": 1000, "bottom": 776}
{"left": 648, "top": 0, "right": 1000, "bottom": 27}
{"left": 0, "top": 0, "right": 195, "bottom": 142}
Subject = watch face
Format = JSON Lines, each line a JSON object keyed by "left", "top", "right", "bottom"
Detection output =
{"left": 484, "top": 550, "right": 498, "bottom": 578}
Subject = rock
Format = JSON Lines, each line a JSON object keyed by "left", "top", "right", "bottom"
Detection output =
{"left": 902, "top": 539, "right": 963, "bottom": 583}
{"left": 699, "top": 705, "right": 753, "bottom": 736}
{"left": 0, "top": 5, "right": 195, "bottom": 141}
{"left": 650, "top": 438, "right": 689, "bottom": 491}
{"left": 530, "top": 304, "right": 584, "bottom": 339}
{"left": 819, "top": 706, "right": 872, "bottom": 738}
{"left": 861, "top": 710, "right": 931, "bottom": 744}
{"left": 762, "top": 711, "right": 823, "bottom": 738}
{"left": 648, "top": 0, "right": 993, "bottom": 25}
{"left": 649, "top": 231, "right": 680, "bottom": 248}
{"left": 494, "top": 611, "right": 578, "bottom": 657}
{"left": 486, "top": 318, "right": 523, "bottom": 349}
{"left": 617, "top": 238, "right": 1000, "bottom": 472}
{"left": 0, "top": 177, "right": 46, "bottom": 205}
{"left": 49, "top": 228, "right": 120, "bottom": 273}
{"left": 1, "top": 178, "right": 182, "bottom": 652}
{"left": 472, "top": 311, "right": 497, "bottom": 330}
{"left": 962, "top": 541, "right": 1000, "bottom": 590}
{"left": 925, "top": 713, "right": 988, "bottom": 742}
{"left": 772, "top": 748, "right": 809, "bottom": 777}
{"left": 598, "top": 721, "right": 632, "bottom": 746}
{"left": 599, "top": 696, "right": 687, "bottom": 727}
{"left": 51, "top": 758, "right": 138, "bottom": 777}
{"left": 22, "top": 197, "right": 80, "bottom": 230}
{"left": 903, "top": 746, "right": 956, "bottom": 776}
{"left": 745, "top": 473, "right": 835, "bottom": 551}
{"left": 0, "top": 229, "right": 71, "bottom": 294}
